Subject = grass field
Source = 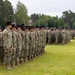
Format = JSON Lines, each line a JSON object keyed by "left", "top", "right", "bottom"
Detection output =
{"left": 0, "top": 40, "right": 75, "bottom": 75}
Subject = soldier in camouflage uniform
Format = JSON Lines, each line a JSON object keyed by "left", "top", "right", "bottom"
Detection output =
{"left": 51, "top": 28, "right": 56, "bottom": 44}
{"left": 16, "top": 26, "right": 22, "bottom": 66}
{"left": 11, "top": 25, "right": 17, "bottom": 67}
{"left": 0, "top": 26, "right": 4, "bottom": 64}
{"left": 47, "top": 28, "right": 52, "bottom": 44}
{"left": 65, "top": 29, "right": 69, "bottom": 44}
{"left": 55, "top": 29, "right": 59, "bottom": 44}
{"left": 3, "top": 22, "right": 13, "bottom": 70}
{"left": 37, "top": 28, "right": 41, "bottom": 56}
{"left": 62, "top": 29, "right": 66, "bottom": 44}
{"left": 42, "top": 28, "right": 46, "bottom": 53}
{"left": 24, "top": 27, "right": 30, "bottom": 62}
{"left": 21, "top": 27, "right": 26, "bottom": 63}
{"left": 40, "top": 27, "right": 45, "bottom": 54}
{"left": 29, "top": 28, "right": 34, "bottom": 60}
{"left": 32, "top": 28, "right": 36, "bottom": 58}
{"left": 58, "top": 28, "right": 62, "bottom": 44}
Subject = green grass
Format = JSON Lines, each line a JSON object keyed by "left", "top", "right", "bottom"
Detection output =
{"left": 0, "top": 40, "right": 75, "bottom": 75}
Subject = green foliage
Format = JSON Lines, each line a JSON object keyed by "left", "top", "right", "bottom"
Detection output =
{"left": 4, "top": 0, "right": 14, "bottom": 22}
{"left": 0, "top": 40, "right": 75, "bottom": 75}
{"left": 0, "top": 0, "right": 5, "bottom": 25}
{"left": 35, "top": 15, "right": 51, "bottom": 26}
{"left": 0, "top": 0, "right": 29, "bottom": 26}
{"left": 73, "top": 21, "right": 75, "bottom": 28}
{"left": 14, "top": 1, "right": 29, "bottom": 25}
{"left": 31, "top": 13, "right": 41, "bottom": 23}
{"left": 62, "top": 10, "right": 75, "bottom": 28}
{"left": 0, "top": 0, "right": 13, "bottom": 26}
{"left": 33, "top": 14, "right": 65, "bottom": 28}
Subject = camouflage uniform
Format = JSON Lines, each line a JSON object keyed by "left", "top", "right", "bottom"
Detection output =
{"left": 11, "top": 31, "right": 17, "bottom": 67}
{"left": 32, "top": 31, "right": 36, "bottom": 58}
{"left": 58, "top": 29, "right": 62, "bottom": 43}
{"left": 55, "top": 29, "right": 59, "bottom": 44}
{"left": 21, "top": 31, "right": 25, "bottom": 63}
{"left": 47, "top": 29, "right": 52, "bottom": 44}
{"left": 16, "top": 31, "right": 22, "bottom": 65}
{"left": 51, "top": 30, "right": 56, "bottom": 43}
{"left": 62, "top": 29, "right": 66, "bottom": 44}
{"left": 24, "top": 31, "right": 30, "bottom": 61}
{"left": 42, "top": 30, "right": 46, "bottom": 53}
{"left": 3, "top": 28, "right": 12, "bottom": 67}
{"left": 40, "top": 30, "right": 44, "bottom": 54}
{"left": 29, "top": 31, "right": 33, "bottom": 60}
{"left": 65, "top": 30, "right": 69, "bottom": 44}
{"left": 37, "top": 30, "right": 41, "bottom": 56}
{"left": 0, "top": 32, "right": 4, "bottom": 63}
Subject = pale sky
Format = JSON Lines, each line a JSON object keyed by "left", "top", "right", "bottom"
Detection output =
{"left": 9, "top": 0, "right": 75, "bottom": 17}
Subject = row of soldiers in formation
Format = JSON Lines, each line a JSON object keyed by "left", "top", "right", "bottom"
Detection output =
{"left": 0, "top": 22, "right": 75, "bottom": 70}
{"left": 47, "top": 28, "right": 75, "bottom": 44}
{"left": 0, "top": 22, "right": 47, "bottom": 70}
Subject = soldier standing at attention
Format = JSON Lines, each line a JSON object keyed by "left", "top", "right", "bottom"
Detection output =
{"left": 16, "top": 25, "right": 22, "bottom": 65}
{"left": 0, "top": 26, "right": 3, "bottom": 64}
{"left": 11, "top": 25, "right": 17, "bottom": 68}
{"left": 55, "top": 28, "right": 59, "bottom": 44}
{"left": 24, "top": 27, "right": 30, "bottom": 62}
{"left": 3, "top": 22, "right": 13, "bottom": 70}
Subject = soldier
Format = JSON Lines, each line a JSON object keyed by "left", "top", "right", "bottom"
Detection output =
{"left": 35, "top": 28, "right": 39, "bottom": 56}
{"left": 32, "top": 28, "right": 36, "bottom": 58}
{"left": 3, "top": 22, "right": 13, "bottom": 70}
{"left": 58, "top": 28, "right": 62, "bottom": 44}
{"left": 11, "top": 25, "right": 17, "bottom": 68}
{"left": 0, "top": 26, "right": 4, "bottom": 64}
{"left": 43, "top": 28, "right": 47, "bottom": 49}
{"left": 21, "top": 26, "right": 26, "bottom": 63}
{"left": 65, "top": 29, "right": 69, "bottom": 44}
{"left": 16, "top": 25, "right": 22, "bottom": 66}
{"left": 37, "top": 28, "right": 41, "bottom": 56}
{"left": 24, "top": 27, "right": 30, "bottom": 62}
{"left": 55, "top": 29, "right": 59, "bottom": 44}
{"left": 40, "top": 26, "right": 45, "bottom": 54}
{"left": 29, "top": 28, "right": 34, "bottom": 60}
{"left": 62, "top": 29, "right": 66, "bottom": 44}
{"left": 51, "top": 28, "right": 56, "bottom": 44}
{"left": 47, "top": 28, "right": 52, "bottom": 44}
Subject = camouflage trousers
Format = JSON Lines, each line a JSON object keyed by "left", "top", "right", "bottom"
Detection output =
{"left": 4, "top": 48, "right": 12, "bottom": 65}
{"left": 15, "top": 48, "right": 21, "bottom": 63}
{"left": 0, "top": 47, "right": 4, "bottom": 63}
{"left": 11, "top": 48, "right": 16, "bottom": 66}
{"left": 24, "top": 45, "right": 29, "bottom": 61}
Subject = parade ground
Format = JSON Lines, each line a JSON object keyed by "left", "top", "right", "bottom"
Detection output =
{"left": 0, "top": 40, "right": 75, "bottom": 75}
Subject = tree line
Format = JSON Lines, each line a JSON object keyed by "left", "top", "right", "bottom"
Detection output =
{"left": 0, "top": 0, "right": 75, "bottom": 29}
{"left": 0, "top": 0, "right": 29, "bottom": 26}
{"left": 31, "top": 10, "right": 75, "bottom": 29}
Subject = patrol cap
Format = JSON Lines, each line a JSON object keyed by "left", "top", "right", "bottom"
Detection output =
{"left": 6, "top": 21, "right": 12, "bottom": 26}
{"left": 16, "top": 25, "right": 21, "bottom": 28}
{"left": 35, "top": 25, "right": 39, "bottom": 28}
{"left": 21, "top": 24, "right": 26, "bottom": 30}
{"left": 40, "top": 26, "right": 45, "bottom": 29}
{"left": 12, "top": 24, "right": 17, "bottom": 28}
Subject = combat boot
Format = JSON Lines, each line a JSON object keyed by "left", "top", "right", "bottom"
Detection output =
{"left": 15, "top": 61, "right": 20, "bottom": 66}
{"left": 21, "top": 59, "right": 24, "bottom": 64}
{"left": 5, "top": 64, "right": 13, "bottom": 70}
{"left": 11, "top": 63, "right": 15, "bottom": 68}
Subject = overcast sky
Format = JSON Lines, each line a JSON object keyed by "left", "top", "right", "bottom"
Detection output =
{"left": 9, "top": 0, "right": 75, "bottom": 17}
